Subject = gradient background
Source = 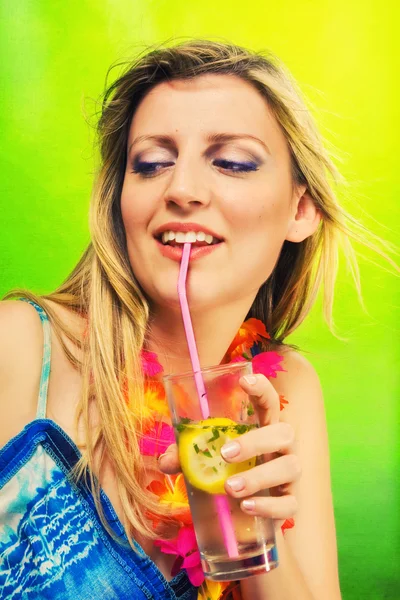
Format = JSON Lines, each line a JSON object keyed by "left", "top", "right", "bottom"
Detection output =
{"left": 1, "top": 2, "right": 399, "bottom": 598}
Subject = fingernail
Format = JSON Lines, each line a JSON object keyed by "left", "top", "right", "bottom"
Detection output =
{"left": 241, "top": 499, "right": 256, "bottom": 512}
{"left": 226, "top": 476, "right": 245, "bottom": 491}
{"left": 221, "top": 441, "right": 240, "bottom": 459}
{"left": 243, "top": 375, "right": 257, "bottom": 385}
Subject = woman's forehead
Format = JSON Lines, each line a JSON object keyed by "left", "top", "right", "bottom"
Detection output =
{"left": 128, "top": 74, "right": 286, "bottom": 152}
{"left": 133, "top": 73, "right": 268, "bottom": 119}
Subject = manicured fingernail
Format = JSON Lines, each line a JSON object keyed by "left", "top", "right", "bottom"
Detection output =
{"left": 226, "top": 476, "right": 245, "bottom": 491}
{"left": 241, "top": 499, "right": 256, "bottom": 512}
{"left": 243, "top": 375, "right": 257, "bottom": 385}
{"left": 221, "top": 441, "right": 240, "bottom": 459}
{"left": 158, "top": 450, "right": 171, "bottom": 461}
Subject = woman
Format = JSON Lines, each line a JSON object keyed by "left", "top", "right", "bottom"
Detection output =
{"left": 0, "top": 39, "right": 361, "bottom": 599}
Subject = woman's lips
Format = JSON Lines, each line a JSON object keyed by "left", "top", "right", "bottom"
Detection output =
{"left": 155, "top": 239, "right": 222, "bottom": 262}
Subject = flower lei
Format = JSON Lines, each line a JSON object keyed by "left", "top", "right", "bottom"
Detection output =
{"left": 140, "top": 318, "right": 294, "bottom": 600}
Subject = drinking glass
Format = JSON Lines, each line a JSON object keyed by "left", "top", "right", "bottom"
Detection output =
{"left": 163, "top": 362, "right": 278, "bottom": 581}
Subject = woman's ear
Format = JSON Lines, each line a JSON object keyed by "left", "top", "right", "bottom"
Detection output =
{"left": 286, "top": 189, "right": 321, "bottom": 242}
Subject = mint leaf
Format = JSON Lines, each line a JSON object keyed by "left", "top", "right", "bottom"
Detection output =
{"left": 234, "top": 424, "right": 249, "bottom": 435}
{"left": 207, "top": 427, "right": 220, "bottom": 443}
{"left": 176, "top": 417, "right": 192, "bottom": 432}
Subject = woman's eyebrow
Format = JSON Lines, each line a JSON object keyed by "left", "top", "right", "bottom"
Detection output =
{"left": 128, "top": 132, "right": 270, "bottom": 155}
{"left": 128, "top": 135, "right": 174, "bottom": 155}
{"left": 206, "top": 132, "right": 270, "bottom": 155}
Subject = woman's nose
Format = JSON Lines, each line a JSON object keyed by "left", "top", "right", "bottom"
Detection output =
{"left": 163, "top": 160, "right": 211, "bottom": 211}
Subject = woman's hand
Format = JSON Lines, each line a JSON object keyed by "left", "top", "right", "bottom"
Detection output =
{"left": 159, "top": 373, "right": 301, "bottom": 524}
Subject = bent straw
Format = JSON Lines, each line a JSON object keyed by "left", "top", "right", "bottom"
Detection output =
{"left": 177, "top": 242, "right": 239, "bottom": 559}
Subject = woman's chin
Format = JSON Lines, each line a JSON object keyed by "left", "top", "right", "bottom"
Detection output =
{"left": 146, "top": 279, "right": 229, "bottom": 315}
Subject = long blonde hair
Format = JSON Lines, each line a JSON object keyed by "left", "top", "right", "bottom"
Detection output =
{"left": 5, "top": 39, "right": 395, "bottom": 543}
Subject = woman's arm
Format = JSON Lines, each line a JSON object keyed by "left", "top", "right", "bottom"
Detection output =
{"left": 239, "top": 351, "right": 341, "bottom": 600}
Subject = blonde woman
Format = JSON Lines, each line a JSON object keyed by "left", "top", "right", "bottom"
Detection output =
{"left": 0, "top": 39, "right": 369, "bottom": 600}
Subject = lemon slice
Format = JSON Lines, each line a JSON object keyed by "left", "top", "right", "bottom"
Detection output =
{"left": 178, "top": 417, "right": 256, "bottom": 495}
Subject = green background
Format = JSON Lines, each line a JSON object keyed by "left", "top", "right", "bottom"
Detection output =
{"left": 1, "top": 2, "right": 399, "bottom": 598}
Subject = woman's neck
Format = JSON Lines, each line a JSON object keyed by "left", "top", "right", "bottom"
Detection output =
{"left": 146, "top": 299, "right": 253, "bottom": 375}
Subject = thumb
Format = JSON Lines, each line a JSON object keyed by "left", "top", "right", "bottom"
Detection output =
{"left": 157, "top": 443, "right": 181, "bottom": 474}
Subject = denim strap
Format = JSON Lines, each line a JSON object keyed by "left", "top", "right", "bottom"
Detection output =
{"left": 22, "top": 300, "right": 51, "bottom": 419}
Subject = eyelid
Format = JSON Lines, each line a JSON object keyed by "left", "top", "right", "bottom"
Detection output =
{"left": 213, "top": 156, "right": 261, "bottom": 172}
{"left": 132, "top": 140, "right": 262, "bottom": 161}
{"left": 132, "top": 158, "right": 258, "bottom": 173}
{"left": 214, "top": 155, "right": 260, "bottom": 165}
{"left": 132, "top": 146, "right": 176, "bottom": 163}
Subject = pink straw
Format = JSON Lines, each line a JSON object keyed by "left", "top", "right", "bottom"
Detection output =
{"left": 178, "top": 243, "right": 239, "bottom": 558}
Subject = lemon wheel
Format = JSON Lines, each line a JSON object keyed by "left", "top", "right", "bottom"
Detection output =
{"left": 178, "top": 417, "right": 256, "bottom": 495}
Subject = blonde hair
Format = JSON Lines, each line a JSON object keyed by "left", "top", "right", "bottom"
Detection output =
{"left": 5, "top": 39, "right": 395, "bottom": 545}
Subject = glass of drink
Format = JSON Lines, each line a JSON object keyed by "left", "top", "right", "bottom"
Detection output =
{"left": 163, "top": 362, "right": 278, "bottom": 581}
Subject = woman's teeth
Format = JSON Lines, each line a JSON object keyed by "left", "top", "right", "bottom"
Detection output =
{"left": 161, "top": 231, "right": 216, "bottom": 245}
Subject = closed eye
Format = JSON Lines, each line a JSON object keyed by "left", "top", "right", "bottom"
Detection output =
{"left": 132, "top": 158, "right": 259, "bottom": 177}
{"left": 132, "top": 161, "right": 175, "bottom": 177}
{"left": 213, "top": 159, "right": 259, "bottom": 172}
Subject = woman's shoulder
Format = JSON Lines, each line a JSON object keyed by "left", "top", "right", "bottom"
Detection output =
{"left": 0, "top": 297, "right": 84, "bottom": 450}
{"left": 271, "top": 347, "right": 324, "bottom": 425}
{"left": 279, "top": 347, "right": 321, "bottom": 382}
{"left": 0, "top": 299, "right": 46, "bottom": 448}
{"left": 0, "top": 299, "right": 45, "bottom": 374}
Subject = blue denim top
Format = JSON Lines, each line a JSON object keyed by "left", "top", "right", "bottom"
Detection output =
{"left": 0, "top": 301, "right": 196, "bottom": 600}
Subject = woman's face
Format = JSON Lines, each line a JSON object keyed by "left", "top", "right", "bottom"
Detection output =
{"left": 121, "top": 74, "right": 311, "bottom": 312}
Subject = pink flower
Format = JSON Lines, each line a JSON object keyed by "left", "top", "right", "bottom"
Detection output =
{"left": 230, "top": 351, "right": 285, "bottom": 379}
{"left": 139, "top": 422, "right": 175, "bottom": 456}
{"left": 252, "top": 352, "right": 285, "bottom": 379}
{"left": 141, "top": 350, "right": 163, "bottom": 377}
{"left": 155, "top": 525, "right": 204, "bottom": 586}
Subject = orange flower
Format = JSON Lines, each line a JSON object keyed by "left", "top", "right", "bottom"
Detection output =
{"left": 169, "top": 381, "right": 192, "bottom": 419}
{"left": 147, "top": 474, "right": 192, "bottom": 525}
{"left": 198, "top": 580, "right": 228, "bottom": 600}
{"left": 141, "top": 380, "right": 170, "bottom": 428}
{"left": 197, "top": 580, "right": 243, "bottom": 600}
{"left": 279, "top": 394, "right": 289, "bottom": 411}
{"left": 224, "top": 318, "right": 270, "bottom": 361}
{"left": 281, "top": 518, "right": 295, "bottom": 533}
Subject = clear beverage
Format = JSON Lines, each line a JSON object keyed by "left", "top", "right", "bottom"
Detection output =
{"left": 173, "top": 419, "right": 278, "bottom": 580}
{"left": 164, "top": 362, "right": 278, "bottom": 581}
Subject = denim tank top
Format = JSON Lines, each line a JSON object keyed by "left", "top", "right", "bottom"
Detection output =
{"left": 0, "top": 301, "right": 196, "bottom": 600}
